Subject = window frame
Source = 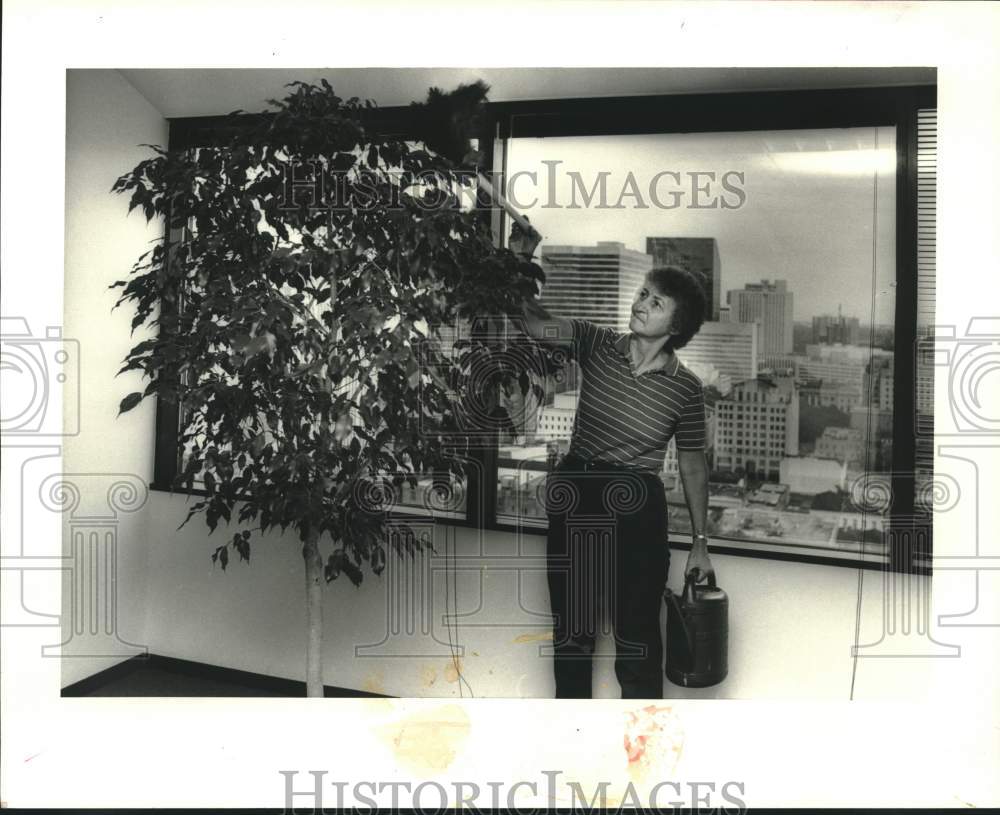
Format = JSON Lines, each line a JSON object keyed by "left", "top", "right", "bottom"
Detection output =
{"left": 155, "top": 83, "right": 935, "bottom": 575}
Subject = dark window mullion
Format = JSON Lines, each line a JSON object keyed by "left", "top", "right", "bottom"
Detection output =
{"left": 889, "top": 89, "right": 922, "bottom": 574}
{"left": 464, "top": 110, "right": 503, "bottom": 530}
{"left": 152, "top": 199, "right": 185, "bottom": 491}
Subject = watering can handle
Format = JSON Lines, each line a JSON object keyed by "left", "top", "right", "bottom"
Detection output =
{"left": 664, "top": 568, "right": 720, "bottom": 654}
{"left": 682, "top": 568, "right": 718, "bottom": 602}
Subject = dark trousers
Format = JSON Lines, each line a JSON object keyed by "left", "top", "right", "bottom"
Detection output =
{"left": 545, "top": 456, "right": 670, "bottom": 698}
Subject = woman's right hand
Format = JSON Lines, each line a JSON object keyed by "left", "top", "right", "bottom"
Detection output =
{"left": 509, "top": 220, "right": 542, "bottom": 261}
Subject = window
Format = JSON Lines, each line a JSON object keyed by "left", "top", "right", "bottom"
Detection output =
{"left": 155, "top": 85, "right": 935, "bottom": 573}
{"left": 499, "top": 129, "right": 897, "bottom": 549}
{"left": 485, "top": 87, "right": 934, "bottom": 572}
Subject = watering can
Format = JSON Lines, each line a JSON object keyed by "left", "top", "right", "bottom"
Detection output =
{"left": 664, "top": 569, "right": 729, "bottom": 688}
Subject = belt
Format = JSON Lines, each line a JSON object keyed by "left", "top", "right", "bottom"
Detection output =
{"left": 561, "top": 453, "right": 655, "bottom": 476}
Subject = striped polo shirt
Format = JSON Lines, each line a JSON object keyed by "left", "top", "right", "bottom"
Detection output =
{"left": 565, "top": 318, "right": 706, "bottom": 473}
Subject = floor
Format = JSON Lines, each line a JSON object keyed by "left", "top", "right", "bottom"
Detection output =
{"left": 75, "top": 664, "right": 288, "bottom": 696}
{"left": 63, "top": 656, "right": 390, "bottom": 698}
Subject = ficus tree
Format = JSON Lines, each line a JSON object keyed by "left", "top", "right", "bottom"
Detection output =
{"left": 110, "top": 79, "right": 564, "bottom": 697}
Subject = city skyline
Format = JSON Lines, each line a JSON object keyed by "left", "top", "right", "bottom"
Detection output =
{"left": 506, "top": 126, "right": 896, "bottom": 324}
{"left": 536, "top": 239, "right": 890, "bottom": 336}
{"left": 537, "top": 237, "right": 882, "bottom": 357}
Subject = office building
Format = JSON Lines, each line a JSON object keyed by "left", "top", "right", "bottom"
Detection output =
{"left": 779, "top": 457, "right": 848, "bottom": 496}
{"left": 540, "top": 242, "right": 652, "bottom": 330}
{"left": 813, "top": 311, "right": 861, "bottom": 345}
{"left": 727, "top": 279, "right": 794, "bottom": 355}
{"left": 805, "top": 343, "right": 889, "bottom": 363}
{"left": 864, "top": 357, "right": 894, "bottom": 411}
{"left": 714, "top": 378, "right": 800, "bottom": 479}
{"left": 799, "top": 380, "right": 864, "bottom": 412}
{"left": 797, "top": 358, "right": 866, "bottom": 391}
{"left": 850, "top": 405, "right": 893, "bottom": 438}
{"left": 645, "top": 237, "right": 722, "bottom": 320}
{"left": 758, "top": 354, "right": 800, "bottom": 378}
{"left": 815, "top": 427, "right": 865, "bottom": 466}
{"left": 678, "top": 321, "right": 759, "bottom": 388}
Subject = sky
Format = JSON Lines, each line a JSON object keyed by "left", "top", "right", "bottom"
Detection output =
{"left": 504, "top": 126, "right": 897, "bottom": 326}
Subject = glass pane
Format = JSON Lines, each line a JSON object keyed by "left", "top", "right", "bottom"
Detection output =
{"left": 389, "top": 316, "right": 470, "bottom": 520}
{"left": 498, "top": 127, "right": 896, "bottom": 554}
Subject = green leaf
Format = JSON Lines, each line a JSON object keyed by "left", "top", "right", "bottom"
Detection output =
{"left": 343, "top": 559, "right": 363, "bottom": 587}
{"left": 117, "top": 392, "right": 144, "bottom": 415}
{"left": 250, "top": 433, "right": 268, "bottom": 457}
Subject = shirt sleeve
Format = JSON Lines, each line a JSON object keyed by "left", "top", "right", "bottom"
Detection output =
{"left": 568, "top": 318, "right": 600, "bottom": 368}
{"left": 674, "top": 383, "right": 707, "bottom": 451}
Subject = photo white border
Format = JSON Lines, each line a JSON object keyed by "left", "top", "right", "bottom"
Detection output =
{"left": 2, "top": 0, "right": 999, "bottom": 808}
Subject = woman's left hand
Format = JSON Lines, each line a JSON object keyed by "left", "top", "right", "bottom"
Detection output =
{"left": 685, "top": 542, "right": 714, "bottom": 584}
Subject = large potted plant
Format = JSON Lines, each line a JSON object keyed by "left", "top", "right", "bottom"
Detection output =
{"left": 110, "top": 79, "right": 558, "bottom": 696}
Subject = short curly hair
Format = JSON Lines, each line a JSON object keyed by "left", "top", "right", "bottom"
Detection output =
{"left": 646, "top": 266, "right": 708, "bottom": 351}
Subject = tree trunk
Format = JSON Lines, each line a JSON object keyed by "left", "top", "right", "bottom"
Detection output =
{"left": 303, "top": 530, "right": 324, "bottom": 697}
{"left": 301, "top": 211, "right": 336, "bottom": 699}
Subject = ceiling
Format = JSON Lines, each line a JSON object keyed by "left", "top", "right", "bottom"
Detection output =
{"left": 117, "top": 67, "right": 935, "bottom": 120}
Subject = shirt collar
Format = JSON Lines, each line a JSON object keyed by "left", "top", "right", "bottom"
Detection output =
{"left": 613, "top": 331, "right": 681, "bottom": 376}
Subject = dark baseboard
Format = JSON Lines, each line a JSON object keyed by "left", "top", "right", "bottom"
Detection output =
{"left": 60, "top": 653, "right": 394, "bottom": 698}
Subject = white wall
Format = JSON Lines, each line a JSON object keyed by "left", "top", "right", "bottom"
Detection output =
{"left": 138, "top": 493, "right": 913, "bottom": 699}
{"left": 63, "top": 69, "right": 919, "bottom": 699}
{"left": 62, "top": 69, "right": 168, "bottom": 687}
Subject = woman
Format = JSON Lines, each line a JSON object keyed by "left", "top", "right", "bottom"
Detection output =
{"left": 511, "top": 226, "right": 713, "bottom": 699}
